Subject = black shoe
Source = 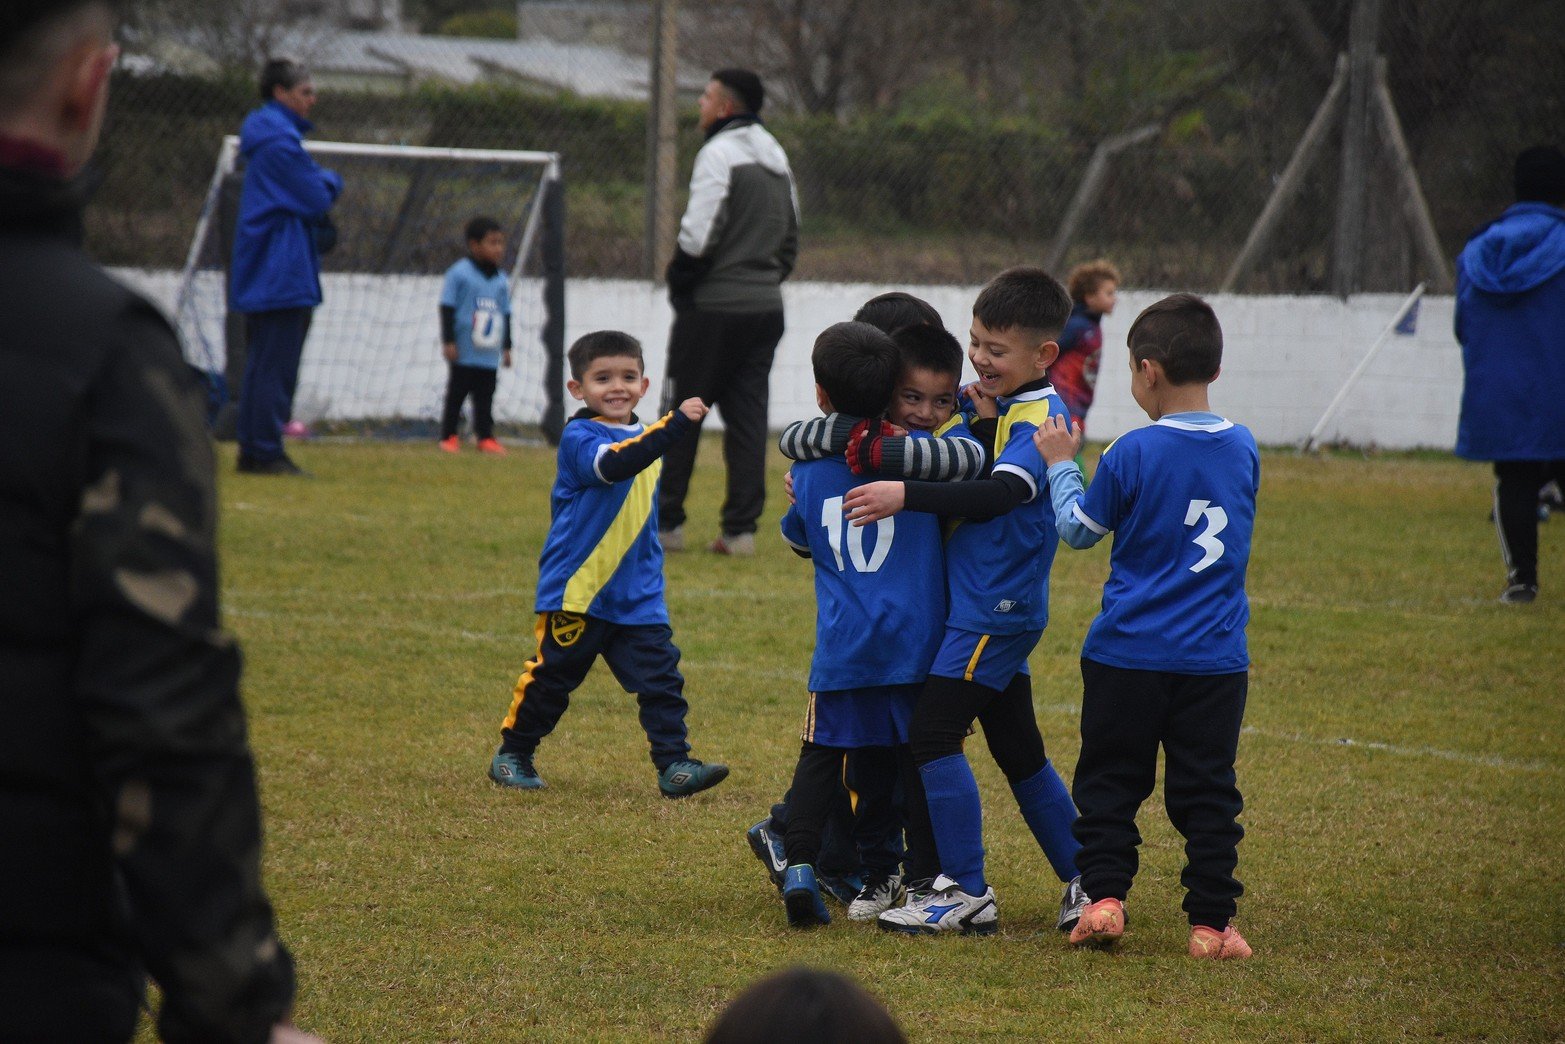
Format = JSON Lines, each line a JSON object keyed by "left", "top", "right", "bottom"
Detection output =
{"left": 1500, "top": 581, "right": 1538, "bottom": 604}
{"left": 238, "top": 454, "right": 310, "bottom": 476}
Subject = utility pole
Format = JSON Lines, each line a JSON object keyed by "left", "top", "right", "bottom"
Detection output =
{"left": 643, "top": 0, "right": 679, "bottom": 280}
{"left": 1331, "top": 0, "right": 1381, "bottom": 297}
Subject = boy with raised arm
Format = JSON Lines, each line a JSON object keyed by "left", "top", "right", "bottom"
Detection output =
{"left": 1035, "top": 294, "right": 1258, "bottom": 959}
{"left": 488, "top": 331, "right": 728, "bottom": 798}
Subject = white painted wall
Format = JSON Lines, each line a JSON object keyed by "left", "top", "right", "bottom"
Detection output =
{"left": 115, "top": 270, "right": 1461, "bottom": 451}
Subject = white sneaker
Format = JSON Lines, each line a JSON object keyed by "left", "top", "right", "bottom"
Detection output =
{"left": 876, "top": 874, "right": 997, "bottom": 936}
{"left": 659, "top": 526, "right": 684, "bottom": 552}
{"left": 711, "top": 531, "right": 755, "bottom": 556}
{"left": 848, "top": 872, "right": 906, "bottom": 921}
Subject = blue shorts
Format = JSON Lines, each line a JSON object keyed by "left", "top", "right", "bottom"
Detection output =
{"left": 928, "top": 626, "right": 1043, "bottom": 692}
{"left": 802, "top": 684, "right": 921, "bottom": 747}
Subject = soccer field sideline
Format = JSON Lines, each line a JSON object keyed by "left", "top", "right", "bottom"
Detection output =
{"left": 143, "top": 438, "right": 1565, "bottom": 1042}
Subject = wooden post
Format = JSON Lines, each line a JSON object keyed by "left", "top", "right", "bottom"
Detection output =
{"left": 1372, "top": 58, "right": 1452, "bottom": 292}
{"left": 1221, "top": 56, "right": 1347, "bottom": 292}
{"left": 1331, "top": 0, "right": 1381, "bottom": 297}
{"left": 1045, "top": 123, "right": 1160, "bottom": 275}
{"left": 643, "top": 0, "right": 679, "bottom": 281}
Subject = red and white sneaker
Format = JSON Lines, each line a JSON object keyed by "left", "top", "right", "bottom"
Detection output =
{"left": 1188, "top": 924, "right": 1252, "bottom": 960}
{"left": 1068, "top": 896, "right": 1125, "bottom": 949}
{"left": 438, "top": 436, "right": 460, "bottom": 454}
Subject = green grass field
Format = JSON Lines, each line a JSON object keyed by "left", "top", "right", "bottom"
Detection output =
{"left": 150, "top": 437, "right": 1563, "bottom": 1041}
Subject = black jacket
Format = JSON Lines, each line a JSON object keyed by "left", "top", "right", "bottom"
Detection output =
{"left": 0, "top": 160, "right": 293, "bottom": 1042}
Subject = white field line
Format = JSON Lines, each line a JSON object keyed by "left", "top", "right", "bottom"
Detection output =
{"left": 225, "top": 610, "right": 1554, "bottom": 775}
{"left": 1032, "top": 702, "right": 1557, "bottom": 775}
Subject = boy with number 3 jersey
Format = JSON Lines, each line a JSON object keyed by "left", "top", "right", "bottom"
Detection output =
{"left": 1035, "top": 293, "right": 1259, "bottom": 959}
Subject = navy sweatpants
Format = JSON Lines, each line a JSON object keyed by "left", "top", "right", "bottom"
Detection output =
{"left": 237, "top": 307, "right": 312, "bottom": 462}
{"left": 499, "top": 611, "right": 691, "bottom": 770}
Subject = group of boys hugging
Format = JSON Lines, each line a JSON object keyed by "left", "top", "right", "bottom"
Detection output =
{"left": 486, "top": 265, "right": 1259, "bottom": 960}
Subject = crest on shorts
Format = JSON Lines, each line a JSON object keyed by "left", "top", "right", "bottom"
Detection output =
{"left": 550, "top": 611, "right": 585, "bottom": 647}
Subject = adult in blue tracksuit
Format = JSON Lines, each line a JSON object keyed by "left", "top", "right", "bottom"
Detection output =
{"left": 1455, "top": 145, "right": 1565, "bottom": 604}
{"left": 231, "top": 58, "right": 341, "bottom": 475}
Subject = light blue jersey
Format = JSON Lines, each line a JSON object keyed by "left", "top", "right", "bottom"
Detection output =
{"left": 440, "top": 258, "right": 511, "bottom": 369}
{"left": 1049, "top": 412, "right": 1260, "bottom": 673}
{"left": 944, "top": 383, "right": 1072, "bottom": 635}
{"left": 535, "top": 414, "right": 674, "bottom": 625}
{"left": 781, "top": 453, "right": 947, "bottom": 692}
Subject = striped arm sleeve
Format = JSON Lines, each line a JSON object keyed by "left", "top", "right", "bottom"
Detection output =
{"left": 880, "top": 432, "right": 986, "bottom": 481}
{"left": 777, "top": 413, "right": 856, "bottom": 461}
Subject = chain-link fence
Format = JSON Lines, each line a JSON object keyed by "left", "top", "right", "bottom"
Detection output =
{"left": 98, "top": 0, "right": 1564, "bottom": 294}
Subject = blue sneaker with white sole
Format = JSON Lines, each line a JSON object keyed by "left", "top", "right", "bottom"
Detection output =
{"left": 782, "top": 864, "right": 831, "bottom": 927}
{"left": 657, "top": 758, "right": 729, "bottom": 798}
{"left": 489, "top": 749, "right": 546, "bottom": 790}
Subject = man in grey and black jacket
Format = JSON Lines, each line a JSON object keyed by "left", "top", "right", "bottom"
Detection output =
{"left": 661, "top": 68, "right": 799, "bottom": 556}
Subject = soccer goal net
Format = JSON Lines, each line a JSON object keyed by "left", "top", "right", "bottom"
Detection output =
{"left": 174, "top": 138, "right": 566, "bottom": 443}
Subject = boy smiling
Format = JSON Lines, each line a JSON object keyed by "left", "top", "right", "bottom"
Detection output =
{"left": 488, "top": 331, "right": 729, "bottom": 798}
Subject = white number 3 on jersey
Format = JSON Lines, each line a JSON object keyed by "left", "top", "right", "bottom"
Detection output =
{"left": 1183, "top": 499, "right": 1228, "bottom": 573}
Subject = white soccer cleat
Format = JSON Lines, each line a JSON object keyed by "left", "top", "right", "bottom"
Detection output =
{"left": 876, "top": 874, "right": 997, "bottom": 936}
{"left": 848, "top": 872, "right": 906, "bottom": 921}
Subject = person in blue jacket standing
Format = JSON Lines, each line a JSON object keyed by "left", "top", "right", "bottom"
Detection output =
{"left": 1455, "top": 145, "right": 1565, "bottom": 603}
{"left": 231, "top": 58, "right": 341, "bottom": 476}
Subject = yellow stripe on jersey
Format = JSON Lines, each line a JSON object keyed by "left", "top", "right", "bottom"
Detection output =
{"left": 561, "top": 460, "right": 660, "bottom": 613}
{"left": 502, "top": 613, "right": 550, "bottom": 730}
{"left": 962, "top": 633, "right": 992, "bottom": 682}
{"left": 995, "top": 397, "right": 1055, "bottom": 452}
{"left": 602, "top": 410, "right": 675, "bottom": 453}
{"left": 933, "top": 414, "right": 965, "bottom": 437}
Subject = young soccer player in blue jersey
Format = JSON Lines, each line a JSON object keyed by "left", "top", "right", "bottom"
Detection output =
{"left": 1034, "top": 293, "right": 1257, "bottom": 959}
{"left": 845, "top": 267, "right": 1084, "bottom": 936}
{"left": 438, "top": 216, "right": 512, "bottom": 454}
{"left": 748, "top": 295, "right": 980, "bottom": 916}
{"left": 487, "top": 331, "right": 729, "bottom": 798}
{"left": 774, "top": 321, "right": 951, "bottom": 927}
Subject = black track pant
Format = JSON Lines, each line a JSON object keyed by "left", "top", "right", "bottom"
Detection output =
{"left": 900, "top": 674, "right": 1049, "bottom": 884}
{"left": 1072, "top": 658, "right": 1247, "bottom": 929}
{"left": 441, "top": 363, "right": 498, "bottom": 440}
{"left": 785, "top": 742, "right": 918, "bottom": 880}
{"left": 658, "top": 308, "right": 784, "bottom": 536}
{"left": 1493, "top": 460, "right": 1564, "bottom": 587}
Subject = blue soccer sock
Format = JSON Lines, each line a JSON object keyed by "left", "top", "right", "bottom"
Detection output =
{"left": 919, "top": 753, "right": 986, "bottom": 896}
{"left": 1011, "top": 760, "right": 1082, "bottom": 882}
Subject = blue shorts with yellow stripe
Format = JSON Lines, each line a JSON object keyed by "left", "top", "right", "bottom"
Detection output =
{"left": 928, "top": 626, "right": 1043, "bottom": 692}
{"left": 802, "top": 684, "right": 921, "bottom": 747}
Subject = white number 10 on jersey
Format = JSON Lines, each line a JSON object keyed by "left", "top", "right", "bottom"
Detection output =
{"left": 821, "top": 495, "right": 894, "bottom": 572}
{"left": 1184, "top": 499, "right": 1228, "bottom": 573}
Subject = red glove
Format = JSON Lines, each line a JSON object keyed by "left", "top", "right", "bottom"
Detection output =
{"left": 846, "top": 418, "right": 897, "bottom": 475}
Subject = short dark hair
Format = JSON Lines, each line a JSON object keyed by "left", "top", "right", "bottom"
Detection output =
{"left": 891, "top": 323, "right": 963, "bottom": 381}
{"left": 1127, "top": 293, "right": 1223, "bottom": 385}
{"left": 259, "top": 57, "right": 308, "bottom": 101}
{"left": 568, "top": 330, "right": 643, "bottom": 381}
{"left": 704, "top": 967, "right": 907, "bottom": 1044}
{"left": 465, "top": 215, "right": 502, "bottom": 243}
{"left": 1514, "top": 144, "right": 1565, "bottom": 204}
{"left": 0, "top": 0, "right": 114, "bottom": 113}
{"left": 853, "top": 291, "right": 943, "bottom": 334}
{"left": 972, "top": 266, "right": 1072, "bottom": 338}
{"left": 711, "top": 68, "right": 764, "bottom": 113}
{"left": 811, "top": 321, "right": 898, "bottom": 419}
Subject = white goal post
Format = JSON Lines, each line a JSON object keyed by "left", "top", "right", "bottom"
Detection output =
{"left": 174, "top": 137, "right": 568, "bottom": 443}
